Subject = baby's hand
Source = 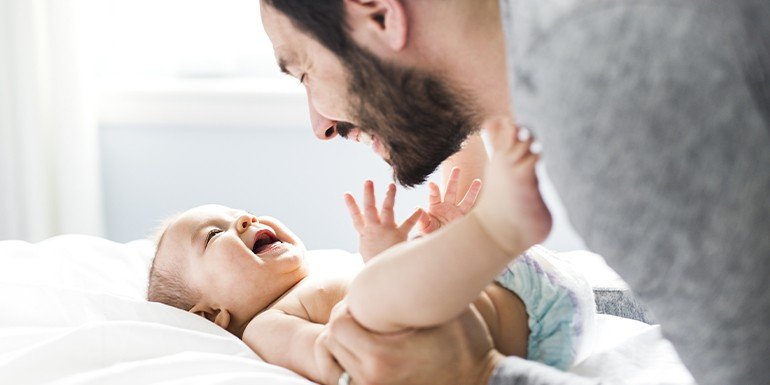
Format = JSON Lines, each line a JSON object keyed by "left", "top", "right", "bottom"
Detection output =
{"left": 418, "top": 167, "right": 482, "bottom": 235}
{"left": 345, "top": 181, "right": 423, "bottom": 262}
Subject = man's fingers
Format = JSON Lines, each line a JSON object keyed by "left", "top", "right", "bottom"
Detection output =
{"left": 458, "top": 179, "right": 483, "bottom": 213}
{"left": 344, "top": 193, "right": 365, "bottom": 231}
{"left": 363, "top": 180, "right": 380, "bottom": 223}
{"left": 381, "top": 183, "right": 396, "bottom": 223}
{"left": 399, "top": 208, "right": 424, "bottom": 232}
{"left": 326, "top": 312, "right": 372, "bottom": 373}
{"left": 444, "top": 167, "right": 461, "bottom": 204}
{"left": 316, "top": 331, "right": 345, "bottom": 385}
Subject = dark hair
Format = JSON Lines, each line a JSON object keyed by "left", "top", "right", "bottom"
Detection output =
{"left": 263, "top": 0, "right": 352, "bottom": 57}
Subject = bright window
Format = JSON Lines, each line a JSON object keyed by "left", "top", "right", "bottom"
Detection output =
{"left": 82, "top": 0, "right": 294, "bottom": 87}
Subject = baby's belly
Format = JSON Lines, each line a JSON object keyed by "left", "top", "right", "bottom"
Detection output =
{"left": 473, "top": 284, "right": 529, "bottom": 357}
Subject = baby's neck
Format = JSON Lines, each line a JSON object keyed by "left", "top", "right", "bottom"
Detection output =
{"left": 233, "top": 264, "right": 311, "bottom": 338}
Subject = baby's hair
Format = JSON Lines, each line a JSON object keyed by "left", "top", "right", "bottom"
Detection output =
{"left": 146, "top": 214, "right": 200, "bottom": 311}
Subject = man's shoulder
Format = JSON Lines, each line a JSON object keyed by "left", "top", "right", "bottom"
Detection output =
{"left": 500, "top": 0, "right": 703, "bottom": 35}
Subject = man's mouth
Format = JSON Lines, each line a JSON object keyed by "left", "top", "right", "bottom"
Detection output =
{"left": 252, "top": 229, "right": 281, "bottom": 255}
{"left": 351, "top": 130, "right": 389, "bottom": 160}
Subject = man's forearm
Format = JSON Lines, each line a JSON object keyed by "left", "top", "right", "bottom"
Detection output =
{"left": 346, "top": 211, "right": 520, "bottom": 333}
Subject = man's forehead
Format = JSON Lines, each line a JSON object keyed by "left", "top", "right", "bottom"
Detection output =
{"left": 260, "top": 2, "right": 315, "bottom": 72}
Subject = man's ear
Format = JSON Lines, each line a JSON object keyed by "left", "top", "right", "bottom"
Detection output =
{"left": 344, "top": 0, "right": 408, "bottom": 52}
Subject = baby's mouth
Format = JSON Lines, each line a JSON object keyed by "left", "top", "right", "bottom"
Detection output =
{"left": 252, "top": 229, "right": 281, "bottom": 255}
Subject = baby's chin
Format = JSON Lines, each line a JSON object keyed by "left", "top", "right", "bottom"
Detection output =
{"left": 271, "top": 243, "right": 307, "bottom": 275}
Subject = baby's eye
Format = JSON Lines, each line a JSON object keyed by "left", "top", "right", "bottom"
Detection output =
{"left": 205, "top": 229, "right": 223, "bottom": 245}
{"left": 299, "top": 73, "right": 307, "bottom": 84}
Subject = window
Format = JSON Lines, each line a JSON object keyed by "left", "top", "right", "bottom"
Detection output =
{"left": 82, "top": 0, "right": 297, "bottom": 90}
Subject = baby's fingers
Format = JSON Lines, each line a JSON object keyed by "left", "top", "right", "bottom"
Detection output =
{"left": 399, "top": 207, "right": 424, "bottom": 233}
{"left": 417, "top": 210, "right": 432, "bottom": 233}
{"left": 444, "top": 167, "right": 461, "bottom": 204}
{"left": 428, "top": 181, "right": 442, "bottom": 206}
{"left": 363, "top": 180, "right": 380, "bottom": 223}
{"left": 344, "top": 193, "right": 365, "bottom": 231}
{"left": 381, "top": 183, "right": 396, "bottom": 223}
{"left": 458, "top": 179, "right": 483, "bottom": 213}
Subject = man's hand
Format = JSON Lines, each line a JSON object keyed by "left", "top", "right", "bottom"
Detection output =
{"left": 418, "top": 167, "right": 482, "bottom": 235}
{"left": 344, "top": 181, "right": 423, "bottom": 262}
{"left": 325, "top": 302, "right": 503, "bottom": 385}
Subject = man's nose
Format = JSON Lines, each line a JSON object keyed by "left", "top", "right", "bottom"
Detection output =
{"left": 307, "top": 94, "right": 338, "bottom": 140}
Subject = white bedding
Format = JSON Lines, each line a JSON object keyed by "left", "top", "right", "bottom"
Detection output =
{"left": 0, "top": 235, "right": 694, "bottom": 385}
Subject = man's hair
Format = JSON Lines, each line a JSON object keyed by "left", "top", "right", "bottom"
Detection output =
{"left": 146, "top": 217, "right": 199, "bottom": 312}
{"left": 263, "top": 1, "right": 351, "bottom": 57}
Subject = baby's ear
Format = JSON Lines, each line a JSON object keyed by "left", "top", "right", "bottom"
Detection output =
{"left": 188, "top": 304, "right": 231, "bottom": 330}
{"left": 213, "top": 309, "right": 231, "bottom": 330}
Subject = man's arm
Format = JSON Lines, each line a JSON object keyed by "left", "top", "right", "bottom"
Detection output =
{"left": 325, "top": 305, "right": 605, "bottom": 385}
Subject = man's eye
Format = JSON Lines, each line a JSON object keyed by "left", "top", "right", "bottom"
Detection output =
{"left": 205, "top": 229, "right": 223, "bottom": 245}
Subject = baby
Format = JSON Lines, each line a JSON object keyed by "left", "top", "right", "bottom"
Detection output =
{"left": 147, "top": 119, "right": 595, "bottom": 384}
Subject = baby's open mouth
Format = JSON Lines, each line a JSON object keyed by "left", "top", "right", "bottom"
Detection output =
{"left": 252, "top": 229, "right": 281, "bottom": 255}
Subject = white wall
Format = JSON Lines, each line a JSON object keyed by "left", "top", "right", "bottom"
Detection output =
{"left": 97, "top": 84, "right": 435, "bottom": 251}
{"left": 97, "top": 82, "right": 586, "bottom": 253}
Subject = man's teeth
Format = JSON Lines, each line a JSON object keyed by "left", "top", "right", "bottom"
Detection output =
{"left": 359, "top": 132, "right": 374, "bottom": 145}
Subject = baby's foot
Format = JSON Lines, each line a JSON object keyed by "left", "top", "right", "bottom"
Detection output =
{"left": 472, "top": 117, "right": 552, "bottom": 254}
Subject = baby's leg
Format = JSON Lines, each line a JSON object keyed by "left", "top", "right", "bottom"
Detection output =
{"left": 473, "top": 117, "right": 553, "bottom": 254}
{"left": 346, "top": 118, "right": 553, "bottom": 333}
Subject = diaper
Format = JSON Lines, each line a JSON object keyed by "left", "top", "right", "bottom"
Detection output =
{"left": 495, "top": 245, "right": 596, "bottom": 370}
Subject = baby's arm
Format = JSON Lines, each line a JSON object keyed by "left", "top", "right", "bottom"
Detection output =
{"left": 242, "top": 279, "right": 347, "bottom": 385}
{"left": 345, "top": 119, "right": 551, "bottom": 333}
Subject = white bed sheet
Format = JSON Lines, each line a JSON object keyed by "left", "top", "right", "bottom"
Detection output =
{"left": 0, "top": 235, "right": 694, "bottom": 385}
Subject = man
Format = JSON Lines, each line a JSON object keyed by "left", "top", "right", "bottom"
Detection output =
{"left": 260, "top": 1, "right": 770, "bottom": 384}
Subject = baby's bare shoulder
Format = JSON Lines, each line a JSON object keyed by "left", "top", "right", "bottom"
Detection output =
{"left": 295, "top": 275, "right": 350, "bottom": 324}
{"left": 267, "top": 274, "right": 351, "bottom": 324}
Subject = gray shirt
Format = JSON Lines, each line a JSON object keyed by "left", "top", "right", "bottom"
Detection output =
{"left": 492, "top": 0, "right": 770, "bottom": 384}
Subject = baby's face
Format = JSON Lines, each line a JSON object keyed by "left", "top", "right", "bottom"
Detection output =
{"left": 158, "top": 204, "right": 308, "bottom": 333}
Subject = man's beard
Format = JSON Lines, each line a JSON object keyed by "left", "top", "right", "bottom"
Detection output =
{"left": 338, "top": 48, "right": 480, "bottom": 187}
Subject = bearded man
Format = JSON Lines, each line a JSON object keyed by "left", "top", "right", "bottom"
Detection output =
{"left": 260, "top": 1, "right": 770, "bottom": 384}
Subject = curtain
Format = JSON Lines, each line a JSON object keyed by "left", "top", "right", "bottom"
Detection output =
{"left": 0, "top": 0, "right": 103, "bottom": 241}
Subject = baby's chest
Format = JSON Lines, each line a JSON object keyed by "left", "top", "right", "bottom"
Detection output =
{"left": 277, "top": 278, "right": 350, "bottom": 324}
